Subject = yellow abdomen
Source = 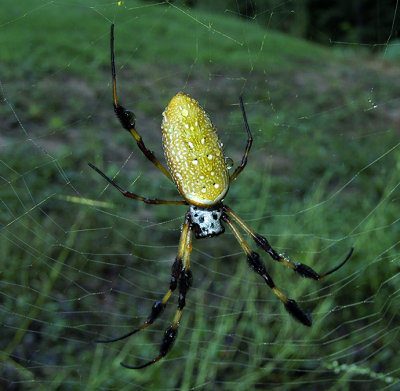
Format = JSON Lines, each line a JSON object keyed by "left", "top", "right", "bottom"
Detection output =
{"left": 162, "top": 93, "right": 229, "bottom": 207}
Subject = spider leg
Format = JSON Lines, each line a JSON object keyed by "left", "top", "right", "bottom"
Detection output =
{"left": 96, "top": 212, "right": 191, "bottom": 346}
{"left": 110, "top": 24, "right": 173, "bottom": 182}
{"left": 88, "top": 162, "right": 187, "bottom": 205}
{"left": 230, "top": 96, "right": 253, "bottom": 183}
{"left": 224, "top": 206, "right": 353, "bottom": 279}
{"left": 121, "top": 218, "right": 194, "bottom": 369}
{"left": 222, "top": 213, "right": 312, "bottom": 326}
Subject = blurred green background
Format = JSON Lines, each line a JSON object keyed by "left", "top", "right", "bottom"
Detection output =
{"left": 1, "top": 1, "right": 400, "bottom": 390}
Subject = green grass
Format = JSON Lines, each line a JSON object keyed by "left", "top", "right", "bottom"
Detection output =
{"left": 0, "top": 0, "right": 328, "bottom": 78}
{"left": 1, "top": 1, "right": 400, "bottom": 390}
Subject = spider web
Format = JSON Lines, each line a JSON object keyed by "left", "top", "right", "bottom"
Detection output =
{"left": 1, "top": 1, "right": 400, "bottom": 390}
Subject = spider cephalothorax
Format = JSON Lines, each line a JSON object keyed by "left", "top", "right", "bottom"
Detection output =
{"left": 190, "top": 204, "right": 225, "bottom": 238}
{"left": 89, "top": 24, "right": 353, "bottom": 369}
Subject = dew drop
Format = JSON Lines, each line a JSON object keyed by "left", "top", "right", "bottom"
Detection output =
{"left": 182, "top": 108, "right": 189, "bottom": 117}
{"left": 225, "top": 157, "right": 234, "bottom": 169}
{"left": 192, "top": 159, "right": 198, "bottom": 165}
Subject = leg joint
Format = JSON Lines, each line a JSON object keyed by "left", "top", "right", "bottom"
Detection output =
{"left": 247, "top": 251, "right": 265, "bottom": 274}
{"left": 160, "top": 326, "right": 178, "bottom": 356}
{"left": 178, "top": 270, "right": 192, "bottom": 309}
{"left": 178, "top": 293, "right": 186, "bottom": 310}
{"left": 294, "top": 263, "right": 320, "bottom": 279}
{"left": 179, "top": 270, "right": 192, "bottom": 295}
{"left": 284, "top": 299, "right": 312, "bottom": 326}
{"left": 147, "top": 300, "right": 166, "bottom": 323}
{"left": 170, "top": 258, "right": 183, "bottom": 290}
{"left": 114, "top": 104, "right": 136, "bottom": 131}
{"left": 254, "top": 233, "right": 281, "bottom": 260}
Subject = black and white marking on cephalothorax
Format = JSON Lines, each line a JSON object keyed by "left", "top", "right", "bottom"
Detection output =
{"left": 190, "top": 204, "right": 225, "bottom": 238}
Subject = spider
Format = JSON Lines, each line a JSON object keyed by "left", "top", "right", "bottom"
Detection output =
{"left": 89, "top": 24, "right": 354, "bottom": 369}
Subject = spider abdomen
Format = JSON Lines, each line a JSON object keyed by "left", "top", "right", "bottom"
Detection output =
{"left": 162, "top": 93, "right": 229, "bottom": 207}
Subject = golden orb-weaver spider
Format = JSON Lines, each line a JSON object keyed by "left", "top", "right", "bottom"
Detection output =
{"left": 89, "top": 24, "right": 354, "bottom": 369}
